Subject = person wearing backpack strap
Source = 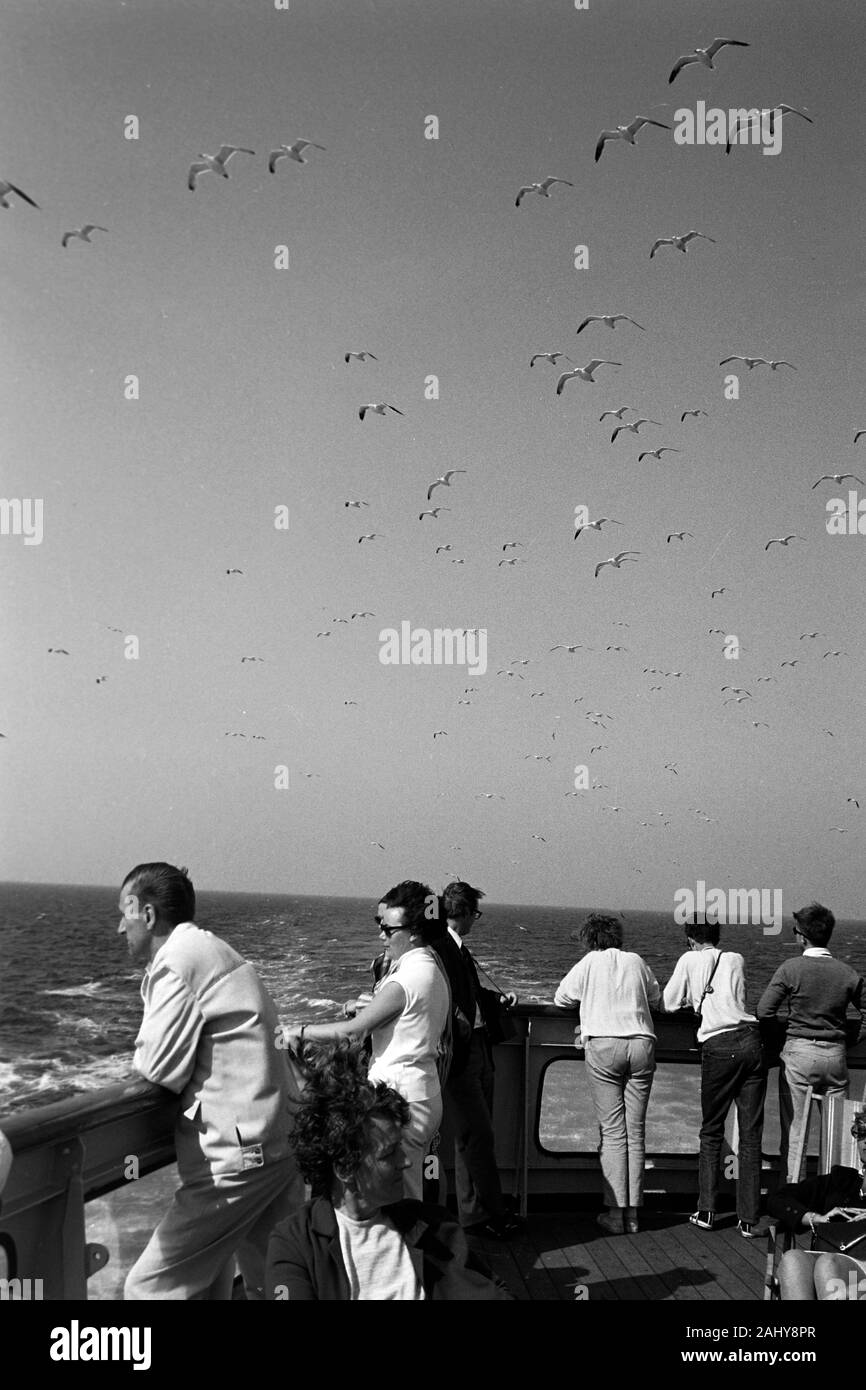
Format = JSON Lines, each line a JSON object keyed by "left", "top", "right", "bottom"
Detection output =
{"left": 662, "top": 915, "right": 767, "bottom": 1237}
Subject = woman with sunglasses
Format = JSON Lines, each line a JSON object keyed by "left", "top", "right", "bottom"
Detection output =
{"left": 769, "top": 1110, "right": 866, "bottom": 1299}
{"left": 284, "top": 880, "right": 449, "bottom": 1201}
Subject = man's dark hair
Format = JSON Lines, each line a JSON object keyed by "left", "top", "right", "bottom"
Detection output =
{"left": 684, "top": 916, "right": 720, "bottom": 947}
{"left": 580, "top": 913, "right": 623, "bottom": 951}
{"left": 443, "top": 881, "right": 485, "bottom": 920}
{"left": 121, "top": 862, "right": 195, "bottom": 928}
{"left": 793, "top": 901, "right": 835, "bottom": 947}
{"left": 379, "top": 880, "right": 440, "bottom": 942}
{"left": 290, "top": 1040, "right": 410, "bottom": 1197}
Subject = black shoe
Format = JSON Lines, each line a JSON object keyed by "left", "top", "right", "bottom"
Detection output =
{"left": 466, "top": 1215, "right": 520, "bottom": 1240}
{"left": 689, "top": 1210, "right": 715, "bottom": 1230}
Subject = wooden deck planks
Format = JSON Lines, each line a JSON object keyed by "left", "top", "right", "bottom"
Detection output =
{"left": 497, "top": 1210, "right": 767, "bottom": 1302}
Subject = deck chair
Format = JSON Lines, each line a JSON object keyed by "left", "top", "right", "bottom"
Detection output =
{"left": 764, "top": 1090, "right": 866, "bottom": 1299}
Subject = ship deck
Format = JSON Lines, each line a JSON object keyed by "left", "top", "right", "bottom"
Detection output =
{"left": 475, "top": 1208, "right": 768, "bottom": 1302}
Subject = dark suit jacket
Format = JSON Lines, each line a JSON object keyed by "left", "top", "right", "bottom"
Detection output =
{"left": 768, "top": 1165, "right": 865, "bottom": 1232}
{"left": 266, "top": 1197, "right": 513, "bottom": 1300}
{"left": 428, "top": 931, "right": 475, "bottom": 1077}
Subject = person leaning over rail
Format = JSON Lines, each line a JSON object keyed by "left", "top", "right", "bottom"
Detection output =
{"left": 554, "top": 913, "right": 659, "bottom": 1235}
{"left": 266, "top": 1039, "right": 513, "bottom": 1300}
{"left": 661, "top": 914, "right": 768, "bottom": 1238}
{"left": 284, "top": 880, "right": 450, "bottom": 1202}
{"left": 119, "top": 862, "right": 303, "bottom": 1300}
{"left": 767, "top": 1109, "right": 866, "bottom": 1299}
{"left": 757, "top": 902, "right": 863, "bottom": 1183}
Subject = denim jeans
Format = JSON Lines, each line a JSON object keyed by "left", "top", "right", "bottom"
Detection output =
{"left": 584, "top": 1036, "right": 655, "bottom": 1209}
{"left": 779, "top": 1038, "right": 849, "bottom": 1182}
{"left": 698, "top": 1023, "right": 767, "bottom": 1223}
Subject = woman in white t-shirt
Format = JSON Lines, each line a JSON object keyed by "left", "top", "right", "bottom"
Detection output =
{"left": 286, "top": 881, "right": 450, "bottom": 1200}
{"left": 554, "top": 913, "right": 660, "bottom": 1235}
{"left": 267, "top": 1040, "right": 512, "bottom": 1300}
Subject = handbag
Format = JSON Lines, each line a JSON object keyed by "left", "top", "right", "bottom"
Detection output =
{"left": 811, "top": 1216, "right": 866, "bottom": 1256}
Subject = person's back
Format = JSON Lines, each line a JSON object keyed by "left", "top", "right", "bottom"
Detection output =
{"left": 556, "top": 947, "right": 657, "bottom": 1043}
{"left": 757, "top": 953, "right": 861, "bottom": 1041}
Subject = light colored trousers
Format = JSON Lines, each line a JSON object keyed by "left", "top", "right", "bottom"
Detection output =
{"left": 584, "top": 1036, "right": 655, "bottom": 1210}
{"left": 402, "top": 1093, "right": 443, "bottom": 1200}
{"left": 124, "top": 1156, "right": 303, "bottom": 1300}
{"left": 779, "top": 1037, "right": 849, "bottom": 1182}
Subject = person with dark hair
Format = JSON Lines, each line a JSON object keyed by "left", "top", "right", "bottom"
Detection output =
{"left": 118, "top": 863, "right": 302, "bottom": 1299}
{"left": 285, "top": 881, "right": 449, "bottom": 1201}
{"left": 554, "top": 913, "right": 659, "bottom": 1233}
{"left": 768, "top": 1110, "right": 866, "bottom": 1299}
{"left": 757, "top": 902, "right": 863, "bottom": 1181}
{"left": 266, "top": 1041, "right": 512, "bottom": 1300}
{"left": 433, "top": 880, "right": 519, "bottom": 1239}
{"left": 662, "top": 916, "right": 767, "bottom": 1236}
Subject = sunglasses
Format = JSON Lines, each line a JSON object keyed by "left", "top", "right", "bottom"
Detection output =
{"left": 374, "top": 916, "right": 405, "bottom": 937}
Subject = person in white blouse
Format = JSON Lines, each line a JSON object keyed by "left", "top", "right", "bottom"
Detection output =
{"left": 287, "top": 881, "right": 450, "bottom": 1201}
{"left": 555, "top": 914, "right": 660, "bottom": 1234}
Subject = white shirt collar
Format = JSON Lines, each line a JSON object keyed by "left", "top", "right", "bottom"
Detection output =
{"left": 447, "top": 924, "right": 464, "bottom": 949}
{"left": 802, "top": 947, "right": 832, "bottom": 957}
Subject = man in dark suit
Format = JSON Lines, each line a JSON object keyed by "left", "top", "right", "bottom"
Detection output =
{"left": 439, "top": 881, "right": 519, "bottom": 1238}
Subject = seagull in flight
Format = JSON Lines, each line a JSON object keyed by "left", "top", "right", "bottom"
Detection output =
{"left": 666, "top": 530, "right": 693, "bottom": 542}
{"left": 358, "top": 534, "right": 383, "bottom": 543}
{"left": 188, "top": 145, "right": 255, "bottom": 190}
{"left": 48, "top": 648, "right": 70, "bottom": 655}
{"left": 240, "top": 656, "right": 264, "bottom": 663}
{"left": 669, "top": 38, "right": 749, "bottom": 84}
{"left": 722, "top": 686, "right": 751, "bottom": 696}
{"left": 351, "top": 611, "right": 375, "bottom": 619}
{"left": 681, "top": 409, "right": 708, "bottom": 422}
{"left": 501, "top": 541, "right": 524, "bottom": 550}
{"left": 822, "top": 650, "right": 845, "bottom": 658}
{"left": 419, "top": 507, "right": 450, "bottom": 520}
{"left": 550, "top": 643, "right": 591, "bottom": 653}
{"left": 595, "top": 552, "right": 640, "bottom": 579}
{"left": 576, "top": 315, "right": 644, "bottom": 335}
{"left": 344, "top": 351, "right": 377, "bottom": 364}
{"left": 344, "top": 500, "right": 369, "bottom": 508}
{"left": 800, "top": 632, "right": 820, "bottom": 640}
{"left": 765, "top": 535, "right": 802, "bottom": 550}
{"left": 557, "top": 360, "right": 621, "bottom": 393}
{"left": 427, "top": 470, "right": 466, "bottom": 499}
{"left": 62, "top": 224, "right": 108, "bottom": 247}
{"left": 612, "top": 418, "right": 660, "bottom": 442}
{"left": 812, "top": 473, "right": 864, "bottom": 489}
{"left": 595, "top": 116, "right": 671, "bottom": 162}
{"left": 780, "top": 660, "right": 800, "bottom": 668}
{"left": 726, "top": 105, "right": 812, "bottom": 154}
{"left": 664, "top": 762, "right": 678, "bottom": 775}
{"left": 432, "top": 730, "right": 447, "bottom": 739}
{"left": 711, "top": 588, "right": 726, "bottom": 598}
{"left": 435, "top": 545, "right": 452, "bottom": 553}
{"left": 476, "top": 793, "right": 505, "bottom": 800}
{"left": 574, "top": 517, "right": 622, "bottom": 539}
{"left": 515, "top": 176, "right": 573, "bottom": 207}
{"left": 268, "top": 141, "right": 326, "bottom": 172}
{"left": 530, "top": 352, "right": 571, "bottom": 367}
{"left": 640, "top": 447, "right": 681, "bottom": 461}
{"left": 650, "top": 230, "right": 715, "bottom": 259}
{"left": 600, "top": 407, "right": 633, "bottom": 422}
{"left": 498, "top": 557, "right": 524, "bottom": 566}
{"left": 719, "top": 356, "right": 796, "bottom": 371}
{"left": 359, "top": 403, "right": 403, "bottom": 421}
{"left": 855, "top": 431, "right": 866, "bottom": 444}
{"left": 0, "top": 180, "right": 39, "bottom": 209}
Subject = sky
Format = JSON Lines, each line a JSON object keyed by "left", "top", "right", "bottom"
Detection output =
{"left": 1, "top": 0, "right": 865, "bottom": 913}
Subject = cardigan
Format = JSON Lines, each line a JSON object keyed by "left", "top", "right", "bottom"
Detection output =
{"left": 266, "top": 1197, "right": 514, "bottom": 1300}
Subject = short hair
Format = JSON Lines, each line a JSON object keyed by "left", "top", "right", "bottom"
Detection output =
{"left": 793, "top": 901, "right": 835, "bottom": 946}
{"left": 121, "top": 862, "right": 195, "bottom": 928}
{"left": 851, "top": 1110, "right": 866, "bottom": 1140}
{"left": 289, "top": 1040, "right": 410, "bottom": 1197}
{"left": 442, "top": 881, "right": 485, "bottom": 919}
{"left": 378, "top": 879, "right": 440, "bottom": 943}
{"left": 684, "top": 916, "right": 720, "bottom": 947}
{"left": 580, "top": 913, "right": 623, "bottom": 951}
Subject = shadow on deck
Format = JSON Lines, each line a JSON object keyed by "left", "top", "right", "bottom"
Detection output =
{"left": 474, "top": 1209, "right": 767, "bottom": 1302}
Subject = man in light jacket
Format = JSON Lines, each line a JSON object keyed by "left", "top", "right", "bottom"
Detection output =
{"left": 120, "top": 862, "right": 302, "bottom": 1299}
